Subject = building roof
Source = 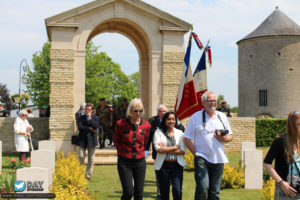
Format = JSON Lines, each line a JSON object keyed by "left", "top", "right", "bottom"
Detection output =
{"left": 238, "top": 7, "right": 300, "bottom": 43}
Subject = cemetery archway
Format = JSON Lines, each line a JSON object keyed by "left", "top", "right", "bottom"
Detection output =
{"left": 45, "top": 0, "right": 191, "bottom": 152}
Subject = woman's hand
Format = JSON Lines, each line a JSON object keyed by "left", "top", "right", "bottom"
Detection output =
{"left": 26, "top": 126, "right": 32, "bottom": 132}
{"left": 26, "top": 132, "right": 31, "bottom": 137}
{"left": 280, "top": 181, "right": 297, "bottom": 197}
{"left": 158, "top": 143, "right": 165, "bottom": 148}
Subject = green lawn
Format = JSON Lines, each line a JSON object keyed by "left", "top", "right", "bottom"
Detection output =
{"left": 87, "top": 165, "right": 262, "bottom": 200}
{"left": 2, "top": 147, "right": 270, "bottom": 200}
{"left": 87, "top": 147, "right": 270, "bottom": 200}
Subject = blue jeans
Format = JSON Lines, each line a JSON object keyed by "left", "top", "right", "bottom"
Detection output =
{"left": 194, "top": 156, "right": 224, "bottom": 200}
{"left": 157, "top": 161, "right": 183, "bottom": 200}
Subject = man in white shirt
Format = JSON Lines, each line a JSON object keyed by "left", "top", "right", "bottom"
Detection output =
{"left": 183, "top": 91, "right": 233, "bottom": 200}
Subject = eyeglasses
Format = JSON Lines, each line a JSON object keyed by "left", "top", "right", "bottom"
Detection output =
{"left": 133, "top": 109, "right": 143, "bottom": 113}
{"left": 20, "top": 114, "right": 27, "bottom": 117}
{"left": 206, "top": 100, "right": 217, "bottom": 103}
{"left": 86, "top": 109, "right": 92, "bottom": 111}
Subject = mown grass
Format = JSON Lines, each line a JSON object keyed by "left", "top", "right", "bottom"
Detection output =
{"left": 87, "top": 147, "right": 270, "bottom": 200}
{"left": 2, "top": 147, "right": 270, "bottom": 199}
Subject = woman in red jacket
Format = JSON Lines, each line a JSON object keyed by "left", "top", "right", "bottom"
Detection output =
{"left": 114, "top": 98, "right": 151, "bottom": 200}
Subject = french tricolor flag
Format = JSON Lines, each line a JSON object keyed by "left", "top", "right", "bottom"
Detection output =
{"left": 192, "top": 32, "right": 204, "bottom": 50}
{"left": 175, "top": 34, "right": 198, "bottom": 120}
{"left": 193, "top": 50, "right": 208, "bottom": 109}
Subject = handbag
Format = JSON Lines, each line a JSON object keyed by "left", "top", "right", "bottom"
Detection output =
{"left": 71, "top": 135, "right": 79, "bottom": 145}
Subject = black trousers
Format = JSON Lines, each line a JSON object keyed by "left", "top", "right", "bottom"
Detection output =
{"left": 117, "top": 156, "right": 146, "bottom": 200}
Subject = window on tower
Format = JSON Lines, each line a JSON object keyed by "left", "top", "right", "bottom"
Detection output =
{"left": 259, "top": 90, "right": 267, "bottom": 107}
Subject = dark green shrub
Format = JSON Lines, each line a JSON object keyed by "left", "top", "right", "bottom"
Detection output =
{"left": 256, "top": 118, "right": 286, "bottom": 147}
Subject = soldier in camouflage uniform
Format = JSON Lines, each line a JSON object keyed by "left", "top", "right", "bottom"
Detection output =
{"left": 96, "top": 98, "right": 113, "bottom": 148}
{"left": 117, "top": 98, "right": 128, "bottom": 120}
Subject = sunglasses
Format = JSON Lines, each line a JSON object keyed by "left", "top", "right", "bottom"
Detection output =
{"left": 133, "top": 109, "right": 143, "bottom": 113}
{"left": 206, "top": 100, "right": 217, "bottom": 103}
{"left": 20, "top": 114, "right": 27, "bottom": 117}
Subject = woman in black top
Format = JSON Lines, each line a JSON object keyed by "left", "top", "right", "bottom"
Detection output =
{"left": 264, "top": 111, "right": 300, "bottom": 199}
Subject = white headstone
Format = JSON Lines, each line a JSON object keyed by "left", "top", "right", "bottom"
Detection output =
{"left": 244, "top": 149, "right": 263, "bottom": 189}
{"left": 241, "top": 142, "right": 256, "bottom": 166}
{"left": 31, "top": 150, "right": 55, "bottom": 185}
{"left": 16, "top": 167, "right": 49, "bottom": 200}
{"left": 39, "top": 140, "right": 56, "bottom": 152}
{"left": 0, "top": 140, "right": 2, "bottom": 173}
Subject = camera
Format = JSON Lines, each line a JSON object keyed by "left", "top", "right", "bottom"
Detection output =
{"left": 291, "top": 181, "right": 300, "bottom": 193}
{"left": 215, "top": 129, "right": 229, "bottom": 136}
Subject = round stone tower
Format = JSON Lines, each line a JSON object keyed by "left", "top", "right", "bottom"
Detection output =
{"left": 237, "top": 7, "right": 300, "bottom": 118}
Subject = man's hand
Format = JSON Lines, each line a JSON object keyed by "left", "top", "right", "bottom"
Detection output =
{"left": 87, "top": 113, "right": 92, "bottom": 120}
{"left": 26, "top": 126, "right": 32, "bottom": 132}
{"left": 214, "top": 131, "right": 227, "bottom": 143}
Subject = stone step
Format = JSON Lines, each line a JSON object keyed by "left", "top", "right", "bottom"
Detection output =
{"left": 84, "top": 148, "right": 154, "bottom": 165}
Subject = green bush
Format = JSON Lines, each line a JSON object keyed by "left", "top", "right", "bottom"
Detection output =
{"left": 221, "top": 163, "right": 245, "bottom": 189}
{"left": 261, "top": 177, "right": 275, "bottom": 200}
{"left": 50, "top": 153, "right": 94, "bottom": 200}
{"left": 256, "top": 119, "right": 286, "bottom": 147}
{"left": 0, "top": 173, "right": 16, "bottom": 194}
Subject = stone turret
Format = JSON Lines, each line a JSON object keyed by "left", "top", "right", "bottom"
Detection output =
{"left": 237, "top": 8, "right": 300, "bottom": 118}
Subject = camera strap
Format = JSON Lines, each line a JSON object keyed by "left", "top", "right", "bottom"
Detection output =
{"left": 202, "top": 110, "right": 226, "bottom": 129}
{"left": 289, "top": 156, "right": 300, "bottom": 187}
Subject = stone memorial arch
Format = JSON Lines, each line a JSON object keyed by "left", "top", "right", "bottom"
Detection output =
{"left": 45, "top": 0, "right": 191, "bottom": 152}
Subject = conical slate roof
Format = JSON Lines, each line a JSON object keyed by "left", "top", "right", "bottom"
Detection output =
{"left": 238, "top": 7, "right": 300, "bottom": 43}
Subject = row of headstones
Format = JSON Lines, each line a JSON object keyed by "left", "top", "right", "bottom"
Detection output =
{"left": 0, "top": 140, "right": 56, "bottom": 199}
{"left": 241, "top": 142, "right": 263, "bottom": 189}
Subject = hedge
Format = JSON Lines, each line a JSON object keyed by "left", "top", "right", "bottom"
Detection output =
{"left": 256, "top": 118, "right": 286, "bottom": 147}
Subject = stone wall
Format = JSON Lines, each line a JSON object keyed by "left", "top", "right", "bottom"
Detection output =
{"left": 0, "top": 117, "right": 255, "bottom": 153}
{"left": 225, "top": 117, "right": 256, "bottom": 152}
{"left": 0, "top": 118, "right": 49, "bottom": 153}
{"left": 238, "top": 36, "right": 300, "bottom": 118}
{"left": 162, "top": 52, "right": 185, "bottom": 109}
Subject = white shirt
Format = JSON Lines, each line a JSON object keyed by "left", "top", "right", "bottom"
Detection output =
{"left": 184, "top": 109, "right": 232, "bottom": 164}
{"left": 153, "top": 127, "right": 186, "bottom": 170}
{"left": 14, "top": 117, "right": 34, "bottom": 152}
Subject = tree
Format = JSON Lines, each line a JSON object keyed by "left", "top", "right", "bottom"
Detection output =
{"left": 85, "top": 42, "right": 139, "bottom": 107}
{"left": 128, "top": 72, "right": 139, "bottom": 96}
{"left": 26, "top": 42, "right": 139, "bottom": 107}
{"left": 0, "top": 83, "right": 15, "bottom": 110}
{"left": 25, "top": 42, "right": 51, "bottom": 107}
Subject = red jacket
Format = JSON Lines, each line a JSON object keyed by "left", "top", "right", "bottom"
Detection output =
{"left": 114, "top": 118, "right": 151, "bottom": 159}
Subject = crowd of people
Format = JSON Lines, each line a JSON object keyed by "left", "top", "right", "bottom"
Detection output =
{"left": 75, "top": 91, "right": 234, "bottom": 200}
{"left": 10, "top": 90, "right": 300, "bottom": 200}
{"left": 6, "top": 88, "right": 300, "bottom": 200}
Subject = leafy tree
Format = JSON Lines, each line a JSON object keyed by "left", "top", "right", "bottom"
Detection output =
{"left": 0, "top": 83, "right": 15, "bottom": 110}
{"left": 85, "top": 42, "right": 139, "bottom": 107}
{"left": 231, "top": 106, "right": 238, "bottom": 114}
{"left": 26, "top": 42, "right": 139, "bottom": 108}
{"left": 129, "top": 72, "right": 139, "bottom": 96}
{"left": 25, "top": 42, "right": 51, "bottom": 107}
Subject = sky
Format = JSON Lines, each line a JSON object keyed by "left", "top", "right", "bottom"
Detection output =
{"left": 0, "top": 0, "right": 300, "bottom": 107}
